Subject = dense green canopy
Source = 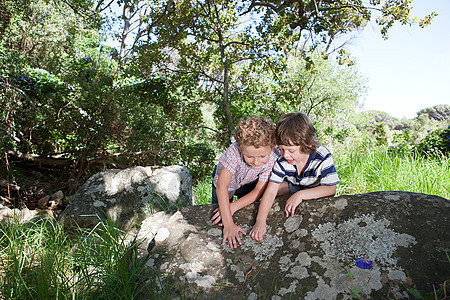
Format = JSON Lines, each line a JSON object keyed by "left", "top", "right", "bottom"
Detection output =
{"left": 0, "top": 0, "right": 437, "bottom": 181}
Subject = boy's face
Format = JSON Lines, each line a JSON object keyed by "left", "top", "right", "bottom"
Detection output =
{"left": 241, "top": 145, "right": 273, "bottom": 169}
{"left": 278, "top": 145, "right": 309, "bottom": 165}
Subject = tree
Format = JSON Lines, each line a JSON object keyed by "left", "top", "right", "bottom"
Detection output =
{"left": 105, "top": 0, "right": 435, "bottom": 142}
{"left": 0, "top": 0, "right": 215, "bottom": 182}
{"left": 227, "top": 50, "right": 367, "bottom": 133}
{"left": 127, "top": 0, "right": 266, "bottom": 141}
{"left": 417, "top": 104, "right": 450, "bottom": 122}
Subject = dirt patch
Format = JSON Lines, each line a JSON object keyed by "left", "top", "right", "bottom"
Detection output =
{"left": 0, "top": 162, "right": 79, "bottom": 210}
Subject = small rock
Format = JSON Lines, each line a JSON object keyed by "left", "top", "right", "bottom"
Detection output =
{"left": 38, "top": 195, "right": 50, "bottom": 207}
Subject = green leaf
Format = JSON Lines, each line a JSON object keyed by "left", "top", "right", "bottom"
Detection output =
{"left": 406, "top": 287, "right": 423, "bottom": 299}
{"left": 351, "top": 286, "right": 362, "bottom": 299}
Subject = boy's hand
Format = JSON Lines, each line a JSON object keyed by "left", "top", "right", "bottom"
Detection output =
{"left": 285, "top": 193, "right": 303, "bottom": 217}
{"left": 211, "top": 202, "right": 236, "bottom": 225}
{"left": 211, "top": 208, "right": 222, "bottom": 225}
{"left": 222, "top": 224, "right": 246, "bottom": 249}
{"left": 249, "top": 220, "right": 267, "bottom": 241}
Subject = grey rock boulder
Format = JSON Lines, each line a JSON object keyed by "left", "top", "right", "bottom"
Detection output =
{"left": 59, "top": 165, "right": 192, "bottom": 230}
{"left": 136, "top": 191, "right": 449, "bottom": 299}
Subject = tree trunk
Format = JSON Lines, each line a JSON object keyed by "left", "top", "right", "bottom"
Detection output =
{"left": 222, "top": 63, "right": 234, "bottom": 142}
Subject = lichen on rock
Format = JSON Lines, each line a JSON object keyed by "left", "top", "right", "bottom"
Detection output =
{"left": 221, "top": 224, "right": 284, "bottom": 261}
{"left": 311, "top": 213, "right": 416, "bottom": 266}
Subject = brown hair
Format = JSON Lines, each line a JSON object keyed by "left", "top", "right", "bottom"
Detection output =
{"left": 234, "top": 116, "right": 276, "bottom": 149}
{"left": 276, "top": 112, "right": 319, "bottom": 153}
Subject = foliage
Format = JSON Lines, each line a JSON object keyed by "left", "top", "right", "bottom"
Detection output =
{"left": 0, "top": 218, "right": 75, "bottom": 299}
{"left": 417, "top": 104, "right": 450, "bottom": 121}
{"left": 109, "top": 0, "right": 434, "bottom": 141}
{"left": 334, "top": 146, "right": 450, "bottom": 199}
{"left": 0, "top": 0, "right": 442, "bottom": 189}
{"left": 1, "top": 55, "right": 119, "bottom": 157}
{"left": 415, "top": 126, "right": 450, "bottom": 158}
{"left": 361, "top": 110, "right": 400, "bottom": 128}
{"left": 0, "top": 217, "right": 177, "bottom": 299}
{"left": 134, "top": 0, "right": 267, "bottom": 140}
{"left": 193, "top": 176, "right": 213, "bottom": 205}
{"left": 0, "top": 0, "right": 114, "bottom": 159}
{"left": 0, "top": 0, "right": 216, "bottom": 183}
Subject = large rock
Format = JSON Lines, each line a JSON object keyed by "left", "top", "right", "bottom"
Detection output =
{"left": 59, "top": 165, "right": 192, "bottom": 230}
{"left": 136, "top": 191, "right": 449, "bottom": 299}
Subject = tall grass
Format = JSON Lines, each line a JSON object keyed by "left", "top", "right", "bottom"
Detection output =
{"left": 193, "top": 177, "right": 213, "bottom": 205}
{"left": 0, "top": 217, "right": 167, "bottom": 299}
{"left": 334, "top": 146, "right": 449, "bottom": 199}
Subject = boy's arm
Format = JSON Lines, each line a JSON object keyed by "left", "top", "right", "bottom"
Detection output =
{"left": 285, "top": 185, "right": 336, "bottom": 217}
{"left": 230, "top": 180, "right": 268, "bottom": 210}
{"left": 216, "top": 168, "right": 246, "bottom": 248}
{"left": 249, "top": 181, "right": 280, "bottom": 241}
{"left": 211, "top": 180, "right": 268, "bottom": 225}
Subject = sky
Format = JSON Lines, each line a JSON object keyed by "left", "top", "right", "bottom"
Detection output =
{"left": 346, "top": 0, "right": 450, "bottom": 119}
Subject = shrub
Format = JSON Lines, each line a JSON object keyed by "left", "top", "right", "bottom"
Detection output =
{"left": 415, "top": 126, "right": 450, "bottom": 158}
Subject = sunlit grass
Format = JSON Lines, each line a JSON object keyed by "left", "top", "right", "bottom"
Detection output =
{"left": 194, "top": 177, "right": 213, "bottom": 205}
{"left": 335, "top": 147, "right": 449, "bottom": 199}
{"left": 0, "top": 217, "right": 167, "bottom": 299}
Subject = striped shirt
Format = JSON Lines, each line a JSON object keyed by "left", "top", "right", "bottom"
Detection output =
{"left": 270, "top": 145, "right": 339, "bottom": 188}
{"left": 213, "top": 142, "right": 281, "bottom": 199}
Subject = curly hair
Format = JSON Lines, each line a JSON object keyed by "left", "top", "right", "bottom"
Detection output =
{"left": 234, "top": 116, "right": 276, "bottom": 149}
{"left": 276, "top": 112, "right": 319, "bottom": 153}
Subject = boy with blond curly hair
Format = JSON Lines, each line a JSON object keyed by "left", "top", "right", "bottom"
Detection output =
{"left": 211, "top": 115, "right": 280, "bottom": 248}
{"left": 250, "top": 112, "right": 339, "bottom": 242}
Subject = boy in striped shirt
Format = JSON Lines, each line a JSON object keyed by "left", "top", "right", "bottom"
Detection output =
{"left": 211, "top": 116, "right": 280, "bottom": 248}
{"left": 250, "top": 113, "right": 339, "bottom": 242}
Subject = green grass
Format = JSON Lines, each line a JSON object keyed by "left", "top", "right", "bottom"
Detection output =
{"left": 193, "top": 177, "right": 213, "bottom": 205}
{"left": 334, "top": 147, "right": 449, "bottom": 199}
{"left": 0, "top": 217, "right": 169, "bottom": 299}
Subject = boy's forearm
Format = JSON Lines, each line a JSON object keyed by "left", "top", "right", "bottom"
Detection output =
{"left": 217, "top": 185, "right": 234, "bottom": 227}
{"left": 231, "top": 181, "right": 267, "bottom": 212}
{"left": 255, "top": 183, "right": 278, "bottom": 223}
{"left": 296, "top": 185, "right": 336, "bottom": 200}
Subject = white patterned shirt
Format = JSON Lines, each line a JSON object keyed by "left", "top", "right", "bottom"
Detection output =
{"left": 270, "top": 145, "right": 339, "bottom": 188}
{"left": 213, "top": 142, "right": 281, "bottom": 198}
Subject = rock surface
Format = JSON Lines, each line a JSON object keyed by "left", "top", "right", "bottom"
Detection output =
{"left": 0, "top": 206, "right": 54, "bottom": 223}
{"left": 136, "top": 191, "right": 449, "bottom": 299}
{"left": 59, "top": 165, "right": 192, "bottom": 230}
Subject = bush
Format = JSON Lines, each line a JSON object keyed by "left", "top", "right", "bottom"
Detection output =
{"left": 415, "top": 126, "right": 450, "bottom": 158}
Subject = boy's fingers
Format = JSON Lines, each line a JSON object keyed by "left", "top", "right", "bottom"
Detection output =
{"left": 286, "top": 207, "right": 293, "bottom": 217}
{"left": 285, "top": 208, "right": 290, "bottom": 217}
{"left": 211, "top": 213, "right": 221, "bottom": 224}
{"left": 237, "top": 228, "right": 246, "bottom": 244}
{"left": 230, "top": 237, "right": 237, "bottom": 248}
